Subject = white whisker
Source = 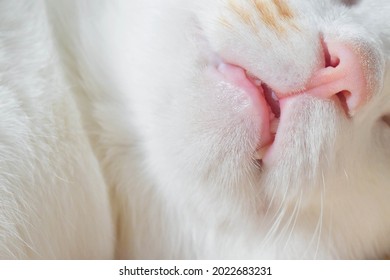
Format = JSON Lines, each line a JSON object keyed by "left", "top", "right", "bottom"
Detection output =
{"left": 283, "top": 189, "right": 303, "bottom": 251}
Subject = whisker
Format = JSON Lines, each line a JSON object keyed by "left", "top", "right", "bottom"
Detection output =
{"left": 283, "top": 189, "right": 303, "bottom": 250}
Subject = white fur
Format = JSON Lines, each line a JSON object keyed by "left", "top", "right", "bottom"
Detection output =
{"left": 0, "top": 1, "right": 113, "bottom": 259}
{"left": 1, "top": 0, "right": 390, "bottom": 259}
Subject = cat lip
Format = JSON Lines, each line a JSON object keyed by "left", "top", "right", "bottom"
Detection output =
{"left": 246, "top": 71, "right": 281, "bottom": 119}
{"left": 215, "top": 62, "right": 281, "bottom": 160}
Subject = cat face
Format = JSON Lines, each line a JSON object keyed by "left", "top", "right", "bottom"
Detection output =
{"left": 126, "top": 0, "right": 390, "bottom": 257}
{"left": 129, "top": 0, "right": 389, "bottom": 189}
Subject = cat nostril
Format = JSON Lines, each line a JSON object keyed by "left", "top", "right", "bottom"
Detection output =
{"left": 383, "top": 115, "right": 390, "bottom": 127}
{"left": 322, "top": 38, "right": 340, "bottom": 68}
{"left": 336, "top": 90, "right": 350, "bottom": 114}
{"left": 304, "top": 39, "right": 371, "bottom": 116}
{"left": 328, "top": 55, "right": 340, "bottom": 68}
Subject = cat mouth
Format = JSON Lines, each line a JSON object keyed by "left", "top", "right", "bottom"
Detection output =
{"left": 246, "top": 70, "right": 281, "bottom": 159}
{"left": 215, "top": 62, "right": 281, "bottom": 161}
{"left": 247, "top": 71, "right": 281, "bottom": 160}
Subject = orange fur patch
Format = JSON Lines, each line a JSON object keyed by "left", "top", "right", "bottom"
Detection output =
{"left": 229, "top": 0, "right": 251, "bottom": 22}
{"left": 253, "top": 0, "right": 283, "bottom": 33}
{"left": 226, "top": 0, "right": 297, "bottom": 35}
{"left": 273, "top": 0, "right": 294, "bottom": 20}
{"left": 228, "top": 0, "right": 258, "bottom": 31}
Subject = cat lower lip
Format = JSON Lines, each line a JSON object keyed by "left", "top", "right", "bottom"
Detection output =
{"left": 216, "top": 62, "right": 280, "bottom": 159}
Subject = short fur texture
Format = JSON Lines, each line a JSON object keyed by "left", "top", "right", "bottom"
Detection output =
{"left": 1, "top": 0, "right": 390, "bottom": 259}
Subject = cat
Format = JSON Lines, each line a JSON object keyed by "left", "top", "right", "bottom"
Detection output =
{"left": 1, "top": 0, "right": 390, "bottom": 259}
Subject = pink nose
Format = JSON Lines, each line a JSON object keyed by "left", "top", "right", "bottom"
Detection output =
{"left": 304, "top": 40, "right": 370, "bottom": 115}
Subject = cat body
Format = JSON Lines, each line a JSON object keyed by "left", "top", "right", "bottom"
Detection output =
{"left": 0, "top": 2, "right": 114, "bottom": 258}
{"left": 1, "top": 0, "right": 390, "bottom": 259}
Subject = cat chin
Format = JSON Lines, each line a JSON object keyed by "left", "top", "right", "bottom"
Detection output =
{"left": 256, "top": 96, "right": 343, "bottom": 199}
{"left": 170, "top": 91, "right": 346, "bottom": 203}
